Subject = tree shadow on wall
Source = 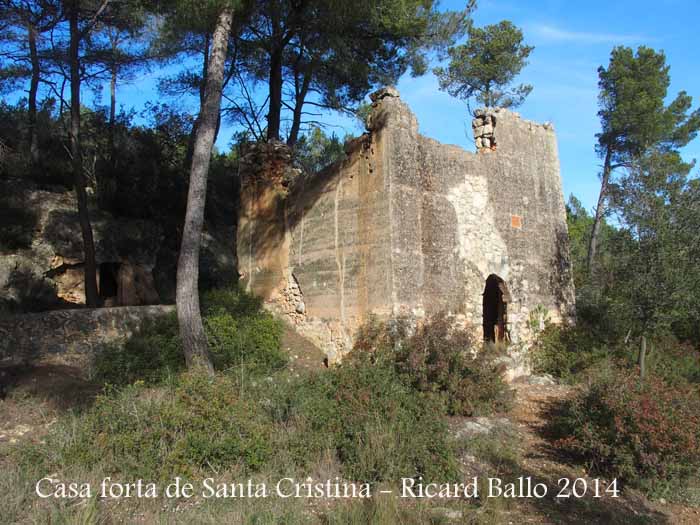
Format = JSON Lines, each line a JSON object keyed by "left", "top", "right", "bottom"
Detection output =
{"left": 0, "top": 266, "right": 66, "bottom": 315}
{"left": 237, "top": 136, "right": 372, "bottom": 285}
{"left": 0, "top": 195, "right": 39, "bottom": 252}
{"left": 549, "top": 228, "right": 576, "bottom": 316}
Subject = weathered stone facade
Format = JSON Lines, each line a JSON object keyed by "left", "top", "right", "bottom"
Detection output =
{"left": 238, "top": 87, "right": 575, "bottom": 369}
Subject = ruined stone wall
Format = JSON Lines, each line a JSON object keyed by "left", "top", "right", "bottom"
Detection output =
{"left": 0, "top": 305, "right": 175, "bottom": 369}
{"left": 237, "top": 88, "right": 575, "bottom": 367}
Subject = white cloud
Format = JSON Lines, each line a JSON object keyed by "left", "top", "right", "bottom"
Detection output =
{"left": 529, "top": 23, "right": 651, "bottom": 45}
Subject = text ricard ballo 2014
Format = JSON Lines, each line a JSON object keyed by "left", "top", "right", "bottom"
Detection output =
{"left": 35, "top": 476, "right": 620, "bottom": 500}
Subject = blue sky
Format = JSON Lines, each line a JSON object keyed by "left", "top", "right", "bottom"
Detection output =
{"left": 40, "top": 0, "right": 700, "bottom": 211}
{"left": 397, "top": 0, "right": 700, "bottom": 210}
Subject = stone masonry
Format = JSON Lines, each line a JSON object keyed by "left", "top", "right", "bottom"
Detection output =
{"left": 0, "top": 305, "right": 175, "bottom": 370}
{"left": 237, "top": 87, "right": 575, "bottom": 371}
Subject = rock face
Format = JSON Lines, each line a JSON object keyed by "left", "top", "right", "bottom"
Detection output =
{"left": 237, "top": 87, "right": 575, "bottom": 368}
{"left": 0, "top": 180, "right": 163, "bottom": 311}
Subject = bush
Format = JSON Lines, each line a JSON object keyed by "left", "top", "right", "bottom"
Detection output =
{"left": 31, "top": 346, "right": 459, "bottom": 486}
{"left": 203, "top": 287, "right": 286, "bottom": 375}
{"left": 531, "top": 324, "right": 614, "bottom": 382}
{"left": 532, "top": 324, "right": 700, "bottom": 386}
{"left": 202, "top": 285, "right": 265, "bottom": 317}
{"left": 641, "top": 337, "right": 700, "bottom": 386}
{"left": 271, "top": 358, "right": 459, "bottom": 483}
{"left": 350, "top": 314, "right": 513, "bottom": 416}
{"left": 93, "top": 286, "right": 285, "bottom": 386}
{"left": 51, "top": 373, "right": 273, "bottom": 480}
{"left": 205, "top": 312, "right": 286, "bottom": 375}
{"left": 93, "top": 313, "right": 183, "bottom": 385}
{"left": 549, "top": 364, "right": 700, "bottom": 498}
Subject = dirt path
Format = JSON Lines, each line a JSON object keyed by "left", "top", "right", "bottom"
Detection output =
{"left": 0, "top": 363, "right": 99, "bottom": 445}
{"left": 505, "top": 383, "right": 700, "bottom": 524}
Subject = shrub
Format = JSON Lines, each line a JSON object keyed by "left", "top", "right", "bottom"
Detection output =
{"left": 202, "top": 286, "right": 265, "bottom": 318}
{"left": 549, "top": 364, "right": 700, "bottom": 498}
{"left": 93, "top": 286, "right": 285, "bottom": 386}
{"left": 203, "top": 287, "right": 286, "bottom": 375}
{"left": 93, "top": 313, "right": 183, "bottom": 385}
{"left": 642, "top": 337, "right": 700, "bottom": 386}
{"left": 270, "top": 358, "right": 459, "bottom": 483}
{"left": 32, "top": 352, "right": 458, "bottom": 486}
{"left": 532, "top": 324, "right": 700, "bottom": 386}
{"left": 53, "top": 373, "right": 273, "bottom": 480}
{"left": 531, "top": 324, "right": 616, "bottom": 382}
{"left": 350, "top": 314, "right": 513, "bottom": 416}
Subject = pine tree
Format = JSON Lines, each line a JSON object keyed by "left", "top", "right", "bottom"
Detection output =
{"left": 587, "top": 46, "right": 700, "bottom": 274}
{"left": 434, "top": 20, "right": 533, "bottom": 110}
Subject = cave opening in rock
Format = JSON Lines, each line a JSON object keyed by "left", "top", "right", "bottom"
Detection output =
{"left": 99, "top": 262, "right": 120, "bottom": 299}
{"left": 483, "top": 274, "right": 509, "bottom": 343}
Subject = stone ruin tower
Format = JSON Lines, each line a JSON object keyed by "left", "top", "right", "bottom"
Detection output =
{"left": 237, "top": 87, "right": 575, "bottom": 375}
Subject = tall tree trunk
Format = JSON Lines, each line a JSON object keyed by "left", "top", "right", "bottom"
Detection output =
{"left": 587, "top": 146, "right": 613, "bottom": 274}
{"left": 287, "top": 70, "right": 310, "bottom": 147}
{"left": 69, "top": 3, "right": 99, "bottom": 307}
{"left": 27, "top": 23, "right": 40, "bottom": 167}
{"left": 266, "top": 3, "right": 283, "bottom": 142}
{"left": 185, "top": 32, "right": 211, "bottom": 167}
{"left": 176, "top": 7, "right": 233, "bottom": 374}
{"left": 108, "top": 63, "right": 117, "bottom": 165}
{"left": 267, "top": 44, "right": 283, "bottom": 141}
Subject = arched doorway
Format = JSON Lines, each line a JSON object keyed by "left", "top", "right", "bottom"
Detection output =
{"left": 483, "top": 274, "right": 510, "bottom": 343}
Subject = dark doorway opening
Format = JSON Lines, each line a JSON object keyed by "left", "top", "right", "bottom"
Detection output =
{"left": 99, "top": 262, "right": 120, "bottom": 299}
{"left": 483, "top": 274, "right": 509, "bottom": 343}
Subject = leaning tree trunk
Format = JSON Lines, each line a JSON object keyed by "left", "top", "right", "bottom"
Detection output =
{"left": 176, "top": 7, "right": 233, "bottom": 374}
{"left": 69, "top": 3, "right": 99, "bottom": 307}
{"left": 587, "top": 146, "right": 613, "bottom": 274}
{"left": 27, "top": 23, "right": 40, "bottom": 167}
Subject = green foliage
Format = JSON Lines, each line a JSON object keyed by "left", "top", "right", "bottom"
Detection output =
{"left": 532, "top": 321, "right": 700, "bottom": 385}
{"left": 610, "top": 149, "right": 699, "bottom": 338}
{"left": 220, "top": 0, "right": 471, "bottom": 142}
{"left": 638, "top": 338, "right": 700, "bottom": 386}
{"left": 54, "top": 372, "right": 273, "bottom": 480}
{"left": 202, "top": 287, "right": 286, "bottom": 375}
{"left": 566, "top": 196, "right": 596, "bottom": 291}
{"left": 205, "top": 312, "right": 286, "bottom": 375}
{"left": 93, "top": 313, "right": 184, "bottom": 386}
{"left": 270, "top": 357, "right": 459, "bottom": 483}
{"left": 292, "top": 127, "right": 347, "bottom": 175}
{"left": 0, "top": 99, "right": 71, "bottom": 185}
{"left": 434, "top": 20, "right": 533, "bottom": 109}
{"left": 25, "top": 316, "right": 464, "bottom": 487}
{"left": 531, "top": 324, "right": 616, "bottom": 382}
{"left": 597, "top": 46, "right": 700, "bottom": 160}
{"left": 550, "top": 364, "right": 700, "bottom": 499}
{"left": 350, "top": 314, "right": 513, "bottom": 416}
{"left": 586, "top": 47, "right": 700, "bottom": 342}
{"left": 93, "top": 287, "right": 285, "bottom": 386}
